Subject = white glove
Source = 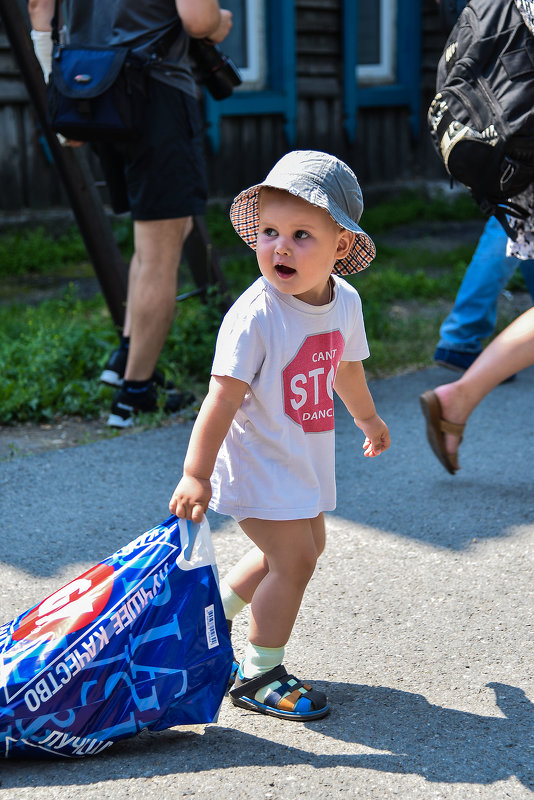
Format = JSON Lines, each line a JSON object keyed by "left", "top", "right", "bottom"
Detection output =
{"left": 30, "top": 29, "right": 53, "bottom": 81}
{"left": 31, "top": 29, "right": 72, "bottom": 146}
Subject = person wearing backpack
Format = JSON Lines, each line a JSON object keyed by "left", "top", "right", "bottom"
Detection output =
{"left": 28, "top": 0, "right": 233, "bottom": 428}
{"left": 431, "top": 0, "right": 534, "bottom": 372}
{"left": 420, "top": 2, "right": 534, "bottom": 470}
{"left": 421, "top": 182, "right": 534, "bottom": 473}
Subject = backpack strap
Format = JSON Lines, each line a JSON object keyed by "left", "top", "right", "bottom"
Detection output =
{"left": 479, "top": 198, "right": 529, "bottom": 241}
{"left": 51, "top": 0, "right": 60, "bottom": 46}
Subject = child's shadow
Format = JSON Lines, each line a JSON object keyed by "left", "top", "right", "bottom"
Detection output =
{"left": 312, "top": 681, "right": 533, "bottom": 788}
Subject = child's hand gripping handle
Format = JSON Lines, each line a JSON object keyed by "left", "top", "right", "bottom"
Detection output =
{"left": 169, "top": 474, "right": 211, "bottom": 523}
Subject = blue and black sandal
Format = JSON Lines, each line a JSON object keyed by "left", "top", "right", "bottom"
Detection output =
{"left": 229, "top": 663, "right": 329, "bottom": 721}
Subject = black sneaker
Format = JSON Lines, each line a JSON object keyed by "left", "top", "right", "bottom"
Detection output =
{"left": 107, "top": 383, "right": 196, "bottom": 428}
{"left": 100, "top": 348, "right": 176, "bottom": 390}
{"left": 100, "top": 348, "right": 128, "bottom": 388}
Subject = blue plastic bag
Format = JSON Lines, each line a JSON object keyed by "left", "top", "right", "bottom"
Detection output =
{"left": 0, "top": 515, "right": 233, "bottom": 758}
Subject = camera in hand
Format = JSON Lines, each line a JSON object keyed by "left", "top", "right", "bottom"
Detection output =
{"left": 189, "top": 38, "right": 242, "bottom": 100}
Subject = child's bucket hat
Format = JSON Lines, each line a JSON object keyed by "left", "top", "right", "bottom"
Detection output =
{"left": 230, "top": 150, "right": 376, "bottom": 275}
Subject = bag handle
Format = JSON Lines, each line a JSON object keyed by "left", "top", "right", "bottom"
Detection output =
{"left": 175, "top": 517, "right": 218, "bottom": 573}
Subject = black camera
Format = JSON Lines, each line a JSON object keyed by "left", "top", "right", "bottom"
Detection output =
{"left": 189, "top": 38, "right": 242, "bottom": 100}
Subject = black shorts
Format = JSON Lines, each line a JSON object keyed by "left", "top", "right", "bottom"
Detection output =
{"left": 94, "top": 78, "right": 207, "bottom": 220}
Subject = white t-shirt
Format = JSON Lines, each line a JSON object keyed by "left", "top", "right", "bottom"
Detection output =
{"left": 209, "top": 276, "right": 369, "bottom": 521}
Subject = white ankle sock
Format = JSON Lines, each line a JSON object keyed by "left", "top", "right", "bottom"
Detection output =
{"left": 241, "top": 642, "right": 285, "bottom": 679}
{"left": 220, "top": 580, "right": 247, "bottom": 621}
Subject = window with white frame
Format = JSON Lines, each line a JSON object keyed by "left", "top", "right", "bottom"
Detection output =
{"left": 357, "top": 0, "right": 397, "bottom": 85}
{"left": 222, "top": 0, "right": 266, "bottom": 89}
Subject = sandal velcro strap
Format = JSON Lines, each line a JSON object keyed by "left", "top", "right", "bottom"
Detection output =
{"left": 229, "top": 664, "right": 329, "bottom": 721}
{"left": 229, "top": 663, "right": 288, "bottom": 700}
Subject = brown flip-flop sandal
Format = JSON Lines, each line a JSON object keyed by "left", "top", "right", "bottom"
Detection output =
{"left": 419, "top": 390, "right": 465, "bottom": 474}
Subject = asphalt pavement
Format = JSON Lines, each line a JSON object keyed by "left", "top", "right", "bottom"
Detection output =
{"left": 0, "top": 363, "right": 533, "bottom": 799}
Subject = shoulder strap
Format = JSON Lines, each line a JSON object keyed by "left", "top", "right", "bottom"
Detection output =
{"left": 51, "top": 0, "right": 60, "bottom": 45}
{"left": 147, "top": 20, "right": 183, "bottom": 61}
{"left": 50, "top": 3, "right": 182, "bottom": 60}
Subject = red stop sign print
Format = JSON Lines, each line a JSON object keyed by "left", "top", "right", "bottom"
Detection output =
{"left": 283, "top": 331, "right": 344, "bottom": 432}
{"left": 13, "top": 563, "right": 114, "bottom": 642}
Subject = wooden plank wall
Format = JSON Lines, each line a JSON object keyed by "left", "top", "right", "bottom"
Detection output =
{"left": 421, "top": 0, "right": 449, "bottom": 181}
{"left": 293, "top": 0, "right": 448, "bottom": 186}
{"left": 206, "top": 0, "right": 450, "bottom": 197}
{"left": 206, "top": 114, "right": 288, "bottom": 201}
{"left": 295, "top": 0, "right": 345, "bottom": 155}
{"left": 0, "top": 0, "right": 449, "bottom": 212}
{"left": 0, "top": 22, "right": 59, "bottom": 210}
{"left": 0, "top": 0, "right": 73, "bottom": 212}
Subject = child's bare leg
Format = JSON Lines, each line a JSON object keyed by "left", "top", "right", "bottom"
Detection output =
{"left": 224, "top": 512, "right": 326, "bottom": 610}
{"left": 239, "top": 516, "right": 322, "bottom": 647}
{"left": 310, "top": 511, "right": 326, "bottom": 557}
{"left": 224, "top": 545, "right": 269, "bottom": 605}
{"left": 227, "top": 514, "right": 329, "bottom": 720}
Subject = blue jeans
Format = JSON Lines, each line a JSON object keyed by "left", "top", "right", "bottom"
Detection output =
{"left": 438, "top": 216, "right": 534, "bottom": 353}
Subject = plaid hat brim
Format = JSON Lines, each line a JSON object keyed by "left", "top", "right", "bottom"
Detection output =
{"left": 230, "top": 185, "right": 376, "bottom": 275}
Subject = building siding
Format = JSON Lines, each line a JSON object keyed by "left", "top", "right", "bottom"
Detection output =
{"left": 0, "top": 0, "right": 448, "bottom": 211}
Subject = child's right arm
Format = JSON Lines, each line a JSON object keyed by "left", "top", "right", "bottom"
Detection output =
{"left": 169, "top": 374, "right": 248, "bottom": 522}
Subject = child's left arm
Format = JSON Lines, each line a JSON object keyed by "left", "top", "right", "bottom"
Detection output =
{"left": 334, "top": 360, "right": 390, "bottom": 457}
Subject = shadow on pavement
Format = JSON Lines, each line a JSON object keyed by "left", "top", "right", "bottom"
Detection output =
{"left": 332, "top": 365, "right": 534, "bottom": 552}
{"left": 316, "top": 680, "right": 534, "bottom": 788}
{"left": 1, "top": 368, "right": 534, "bottom": 582}
{"left": 2, "top": 682, "right": 532, "bottom": 791}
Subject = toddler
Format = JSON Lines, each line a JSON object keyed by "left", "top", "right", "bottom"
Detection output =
{"left": 169, "top": 150, "right": 390, "bottom": 720}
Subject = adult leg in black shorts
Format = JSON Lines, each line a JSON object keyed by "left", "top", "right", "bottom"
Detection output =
{"left": 98, "top": 79, "right": 207, "bottom": 427}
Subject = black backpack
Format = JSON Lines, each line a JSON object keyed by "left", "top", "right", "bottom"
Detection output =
{"left": 428, "top": 0, "right": 534, "bottom": 237}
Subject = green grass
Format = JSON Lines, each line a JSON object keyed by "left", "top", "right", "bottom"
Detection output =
{"left": 0, "top": 219, "right": 134, "bottom": 279}
{"left": 0, "top": 285, "right": 224, "bottom": 424}
{"left": 361, "top": 188, "right": 482, "bottom": 237}
{"left": 0, "top": 188, "right": 524, "bottom": 424}
{"left": 0, "top": 227, "right": 88, "bottom": 278}
{"left": 346, "top": 243, "right": 472, "bottom": 376}
{"left": 0, "top": 289, "right": 112, "bottom": 423}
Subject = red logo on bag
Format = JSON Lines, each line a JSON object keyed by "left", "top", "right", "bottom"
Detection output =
{"left": 283, "top": 331, "right": 344, "bottom": 432}
{"left": 13, "top": 563, "right": 114, "bottom": 642}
